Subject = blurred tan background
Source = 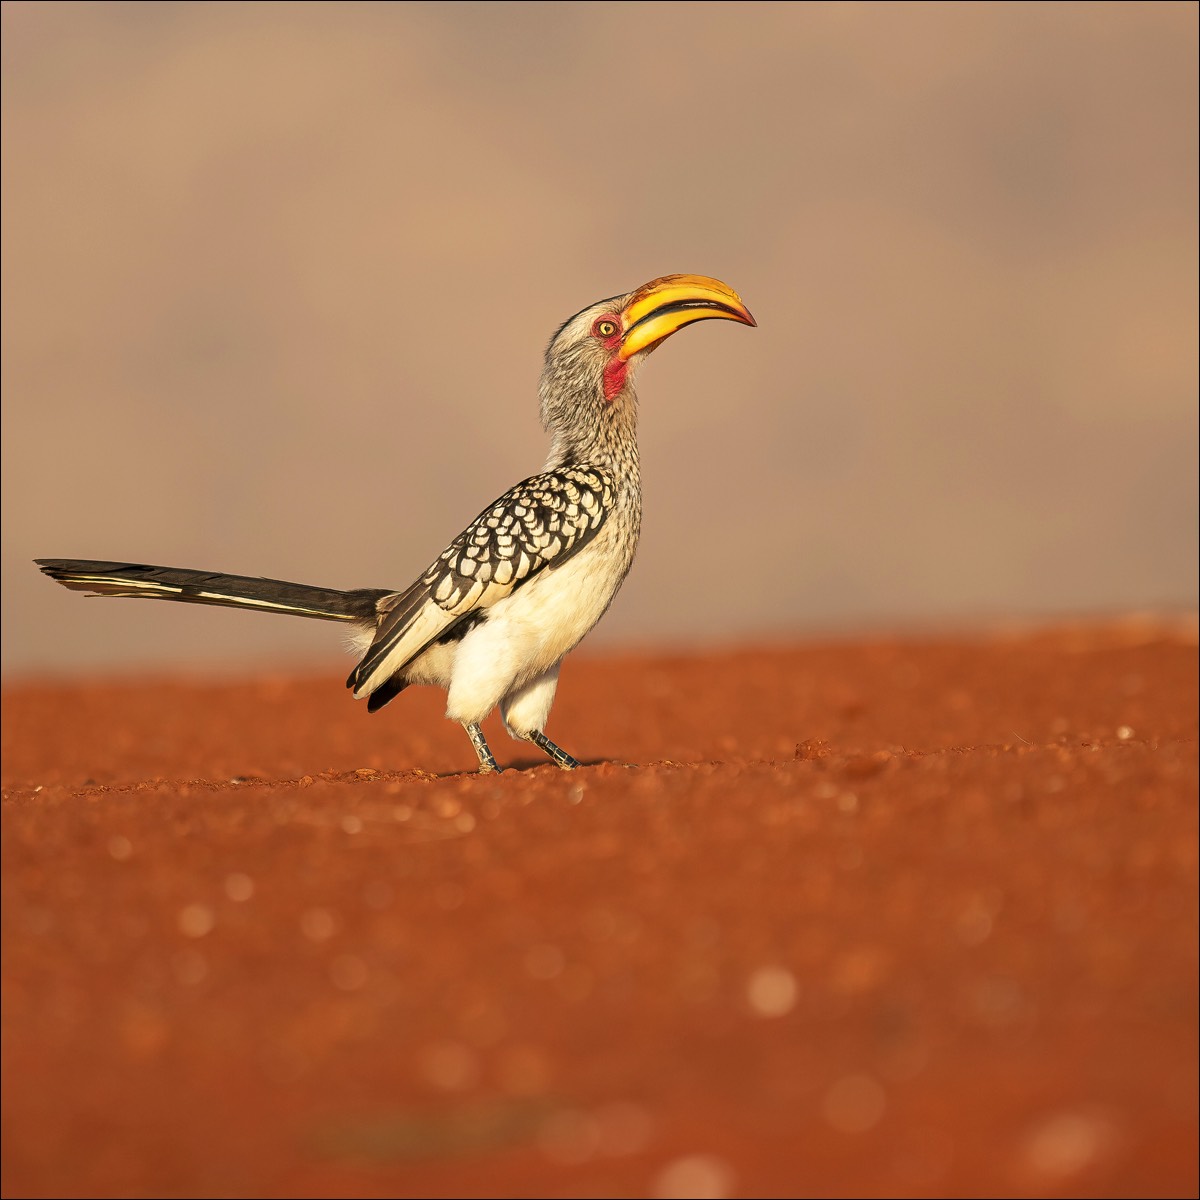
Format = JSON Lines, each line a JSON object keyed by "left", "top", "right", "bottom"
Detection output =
{"left": 3, "top": 1, "right": 1196, "bottom": 675}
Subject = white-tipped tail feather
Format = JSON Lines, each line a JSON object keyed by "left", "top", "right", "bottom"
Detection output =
{"left": 35, "top": 559, "right": 387, "bottom": 623}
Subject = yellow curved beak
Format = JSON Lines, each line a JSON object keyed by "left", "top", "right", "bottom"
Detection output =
{"left": 619, "top": 273, "right": 756, "bottom": 361}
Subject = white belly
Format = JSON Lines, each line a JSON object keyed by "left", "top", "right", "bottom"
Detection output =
{"left": 443, "top": 530, "right": 634, "bottom": 727}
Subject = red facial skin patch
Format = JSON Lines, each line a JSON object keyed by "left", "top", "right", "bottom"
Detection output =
{"left": 603, "top": 358, "right": 628, "bottom": 402}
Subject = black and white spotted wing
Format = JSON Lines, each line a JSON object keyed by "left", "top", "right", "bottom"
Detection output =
{"left": 350, "top": 466, "right": 613, "bottom": 696}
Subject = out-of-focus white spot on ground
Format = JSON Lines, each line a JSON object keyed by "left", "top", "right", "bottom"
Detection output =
{"left": 822, "top": 1073, "right": 887, "bottom": 1133}
{"left": 652, "top": 1154, "right": 735, "bottom": 1199}
{"left": 178, "top": 903, "right": 214, "bottom": 938}
{"left": 746, "top": 965, "right": 797, "bottom": 1017}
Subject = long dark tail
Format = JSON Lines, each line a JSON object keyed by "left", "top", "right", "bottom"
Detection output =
{"left": 35, "top": 559, "right": 390, "bottom": 623}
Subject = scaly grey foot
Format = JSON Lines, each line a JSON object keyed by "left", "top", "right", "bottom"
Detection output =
{"left": 466, "top": 722, "right": 503, "bottom": 774}
{"left": 527, "top": 729, "right": 580, "bottom": 770}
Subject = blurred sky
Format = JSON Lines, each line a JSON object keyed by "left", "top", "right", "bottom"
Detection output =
{"left": 3, "top": 1, "right": 1197, "bottom": 674}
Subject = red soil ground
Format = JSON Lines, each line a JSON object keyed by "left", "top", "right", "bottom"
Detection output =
{"left": 2, "top": 620, "right": 1197, "bottom": 1198}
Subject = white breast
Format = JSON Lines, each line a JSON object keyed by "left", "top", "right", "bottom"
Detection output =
{"left": 442, "top": 524, "right": 636, "bottom": 727}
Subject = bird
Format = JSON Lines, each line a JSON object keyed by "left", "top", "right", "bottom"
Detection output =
{"left": 36, "top": 274, "right": 756, "bottom": 773}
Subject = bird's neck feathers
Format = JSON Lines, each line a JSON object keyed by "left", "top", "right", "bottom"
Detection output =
{"left": 539, "top": 363, "right": 640, "bottom": 474}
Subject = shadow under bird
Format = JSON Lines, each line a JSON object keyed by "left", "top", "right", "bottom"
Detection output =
{"left": 37, "top": 274, "right": 756, "bottom": 773}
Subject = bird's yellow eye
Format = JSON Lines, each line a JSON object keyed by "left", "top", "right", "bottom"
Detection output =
{"left": 594, "top": 319, "right": 617, "bottom": 338}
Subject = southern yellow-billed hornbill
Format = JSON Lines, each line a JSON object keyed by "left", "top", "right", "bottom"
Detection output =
{"left": 37, "top": 274, "right": 756, "bottom": 773}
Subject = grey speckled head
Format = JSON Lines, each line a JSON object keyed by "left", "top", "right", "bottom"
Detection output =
{"left": 540, "top": 274, "right": 755, "bottom": 468}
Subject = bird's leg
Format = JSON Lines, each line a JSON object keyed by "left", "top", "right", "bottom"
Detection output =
{"left": 466, "top": 723, "right": 503, "bottom": 774}
{"left": 525, "top": 729, "right": 580, "bottom": 771}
